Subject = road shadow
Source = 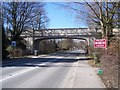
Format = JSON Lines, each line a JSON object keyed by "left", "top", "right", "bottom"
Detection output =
{"left": 2, "top": 53, "right": 93, "bottom": 67}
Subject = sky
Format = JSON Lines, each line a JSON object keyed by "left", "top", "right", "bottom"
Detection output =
{"left": 45, "top": 2, "right": 88, "bottom": 29}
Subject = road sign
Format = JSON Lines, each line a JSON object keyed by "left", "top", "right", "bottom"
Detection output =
{"left": 11, "top": 41, "right": 16, "bottom": 47}
{"left": 94, "top": 39, "right": 106, "bottom": 48}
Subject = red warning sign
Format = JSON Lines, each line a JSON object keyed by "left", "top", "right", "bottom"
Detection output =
{"left": 94, "top": 39, "right": 107, "bottom": 48}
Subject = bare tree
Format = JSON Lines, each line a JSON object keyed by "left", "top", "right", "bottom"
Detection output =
{"left": 31, "top": 3, "right": 50, "bottom": 30}
{"left": 56, "top": 1, "right": 119, "bottom": 45}
{"left": 84, "top": 1, "right": 119, "bottom": 45}
{"left": 2, "top": 2, "right": 49, "bottom": 41}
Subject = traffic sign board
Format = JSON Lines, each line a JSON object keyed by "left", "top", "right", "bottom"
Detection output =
{"left": 11, "top": 41, "right": 16, "bottom": 47}
{"left": 94, "top": 39, "right": 106, "bottom": 48}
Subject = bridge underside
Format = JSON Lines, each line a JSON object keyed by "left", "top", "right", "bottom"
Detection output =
{"left": 34, "top": 36, "right": 88, "bottom": 42}
{"left": 23, "top": 35, "right": 93, "bottom": 54}
{"left": 33, "top": 36, "right": 89, "bottom": 54}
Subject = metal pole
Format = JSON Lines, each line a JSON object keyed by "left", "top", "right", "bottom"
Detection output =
{"left": 61, "top": 39, "right": 62, "bottom": 50}
{"left": 13, "top": 46, "right": 14, "bottom": 58}
{"left": 88, "top": 35, "right": 90, "bottom": 55}
{"left": 32, "top": 28, "right": 35, "bottom": 54}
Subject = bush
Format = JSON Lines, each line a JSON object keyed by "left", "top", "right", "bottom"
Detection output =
{"left": 6, "top": 45, "right": 26, "bottom": 58}
{"left": 93, "top": 52, "right": 100, "bottom": 63}
{"left": 2, "top": 48, "right": 9, "bottom": 59}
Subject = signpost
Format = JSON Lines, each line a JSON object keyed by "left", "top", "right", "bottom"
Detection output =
{"left": 94, "top": 39, "right": 107, "bottom": 48}
{"left": 11, "top": 41, "right": 16, "bottom": 58}
{"left": 11, "top": 41, "right": 16, "bottom": 47}
{"left": 94, "top": 39, "right": 107, "bottom": 75}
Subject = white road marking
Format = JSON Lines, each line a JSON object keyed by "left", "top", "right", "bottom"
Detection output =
{"left": 0, "top": 67, "right": 39, "bottom": 82}
{"left": 1, "top": 57, "right": 64, "bottom": 82}
{"left": 70, "top": 60, "right": 79, "bottom": 88}
{"left": 32, "top": 56, "right": 38, "bottom": 58}
{"left": 1, "top": 54, "right": 79, "bottom": 82}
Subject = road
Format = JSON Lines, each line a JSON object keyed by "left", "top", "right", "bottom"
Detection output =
{"left": 1, "top": 50, "right": 105, "bottom": 88}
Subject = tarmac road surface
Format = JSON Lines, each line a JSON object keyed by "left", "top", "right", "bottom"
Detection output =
{"left": 1, "top": 50, "right": 105, "bottom": 88}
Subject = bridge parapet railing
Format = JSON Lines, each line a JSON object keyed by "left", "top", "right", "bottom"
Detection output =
{"left": 41, "top": 29, "right": 89, "bottom": 36}
{"left": 42, "top": 32, "right": 89, "bottom": 36}
{"left": 20, "top": 29, "right": 91, "bottom": 37}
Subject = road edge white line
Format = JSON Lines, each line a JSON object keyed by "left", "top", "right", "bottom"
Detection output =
{"left": 70, "top": 60, "right": 79, "bottom": 88}
{"left": 1, "top": 57, "right": 65, "bottom": 82}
